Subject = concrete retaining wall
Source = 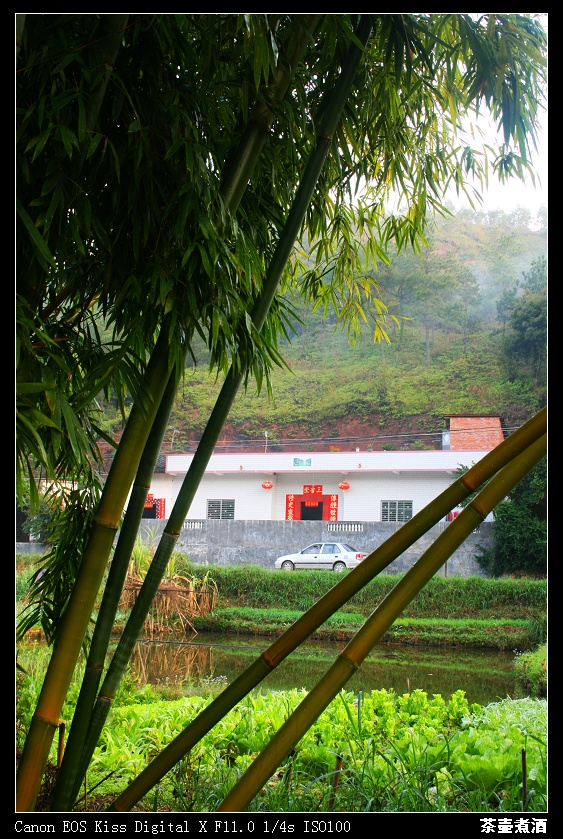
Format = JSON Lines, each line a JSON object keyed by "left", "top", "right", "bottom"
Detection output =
{"left": 139, "top": 519, "right": 492, "bottom": 577}
{"left": 17, "top": 520, "right": 493, "bottom": 577}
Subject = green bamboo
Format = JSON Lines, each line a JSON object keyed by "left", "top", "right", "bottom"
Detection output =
{"left": 75, "top": 16, "right": 130, "bottom": 174}
{"left": 106, "top": 406, "right": 545, "bottom": 811}
{"left": 16, "top": 333, "right": 174, "bottom": 812}
{"left": 217, "top": 433, "right": 547, "bottom": 812}
{"left": 219, "top": 15, "right": 322, "bottom": 216}
{"left": 66, "top": 17, "right": 375, "bottom": 804}
{"left": 47, "top": 14, "right": 328, "bottom": 811}
{"left": 16, "top": 19, "right": 150, "bottom": 811}
{"left": 51, "top": 365, "right": 182, "bottom": 810}
{"left": 20, "top": 17, "right": 324, "bottom": 809}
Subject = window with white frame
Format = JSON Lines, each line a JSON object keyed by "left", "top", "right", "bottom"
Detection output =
{"left": 381, "top": 500, "right": 413, "bottom": 523}
{"left": 207, "top": 499, "right": 235, "bottom": 520}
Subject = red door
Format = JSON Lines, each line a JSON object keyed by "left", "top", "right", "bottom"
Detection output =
{"left": 285, "top": 494, "right": 338, "bottom": 521}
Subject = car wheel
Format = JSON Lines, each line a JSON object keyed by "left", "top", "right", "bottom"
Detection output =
{"left": 281, "top": 560, "right": 295, "bottom": 571}
{"left": 333, "top": 561, "right": 347, "bottom": 572}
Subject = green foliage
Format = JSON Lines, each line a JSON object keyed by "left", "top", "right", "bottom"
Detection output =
{"left": 16, "top": 564, "right": 37, "bottom": 602}
{"left": 16, "top": 646, "right": 160, "bottom": 759}
{"left": 16, "top": 13, "right": 548, "bottom": 811}
{"left": 128, "top": 690, "right": 548, "bottom": 812}
{"left": 178, "top": 562, "right": 546, "bottom": 619}
{"left": 17, "top": 483, "right": 103, "bottom": 644}
{"left": 514, "top": 643, "right": 547, "bottom": 698}
{"left": 16, "top": 665, "right": 547, "bottom": 811}
{"left": 19, "top": 495, "right": 56, "bottom": 543}
{"left": 521, "top": 256, "right": 547, "bottom": 294}
{"left": 503, "top": 295, "right": 547, "bottom": 386}
{"left": 452, "top": 698, "right": 546, "bottom": 812}
{"left": 476, "top": 460, "right": 546, "bottom": 578}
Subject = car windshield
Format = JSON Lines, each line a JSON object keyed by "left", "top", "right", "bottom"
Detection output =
{"left": 342, "top": 545, "right": 358, "bottom": 553}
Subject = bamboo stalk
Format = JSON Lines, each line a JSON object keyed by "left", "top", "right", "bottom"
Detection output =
{"left": 107, "top": 409, "right": 546, "bottom": 811}
{"left": 81, "top": 21, "right": 376, "bottom": 804}
{"left": 47, "top": 15, "right": 328, "bottom": 811}
{"left": 216, "top": 434, "right": 546, "bottom": 812}
{"left": 16, "top": 334, "right": 174, "bottom": 812}
{"left": 57, "top": 723, "right": 65, "bottom": 770}
{"left": 51, "top": 364, "right": 182, "bottom": 810}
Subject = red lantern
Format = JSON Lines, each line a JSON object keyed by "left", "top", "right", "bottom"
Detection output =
{"left": 338, "top": 481, "right": 350, "bottom": 491}
{"left": 262, "top": 480, "right": 273, "bottom": 490}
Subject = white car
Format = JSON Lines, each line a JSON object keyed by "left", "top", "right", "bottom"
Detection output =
{"left": 274, "top": 542, "right": 367, "bottom": 572}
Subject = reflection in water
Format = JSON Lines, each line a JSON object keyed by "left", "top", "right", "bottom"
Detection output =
{"left": 130, "top": 641, "right": 215, "bottom": 688}
{"left": 132, "top": 632, "right": 522, "bottom": 707}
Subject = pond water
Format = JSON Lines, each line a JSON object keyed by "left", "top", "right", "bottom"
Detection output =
{"left": 130, "top": 632, "right": 524, "bottom": 707}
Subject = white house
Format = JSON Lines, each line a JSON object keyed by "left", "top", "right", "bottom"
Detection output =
{"left": 143, "top": 414, "right": 505, "bottom": 525}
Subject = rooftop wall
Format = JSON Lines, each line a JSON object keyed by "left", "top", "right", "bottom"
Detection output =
{"left": 448, "top": 416, "right": 504, "bottom": 451}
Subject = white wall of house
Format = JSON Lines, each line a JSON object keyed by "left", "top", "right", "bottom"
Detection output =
{"left": 146, "top": 449, "right": 494, "bottom": 523}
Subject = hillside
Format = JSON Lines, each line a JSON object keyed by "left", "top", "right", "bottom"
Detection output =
{"left": 168, "top": 330, "right": 544, "bottom": 454}
{"left": 100, "top": 209, "right": 547, "bottom": 456}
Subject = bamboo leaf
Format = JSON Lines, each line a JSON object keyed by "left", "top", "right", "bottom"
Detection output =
{"left": 16, "top": 199, "right": 56, "bottom": 269}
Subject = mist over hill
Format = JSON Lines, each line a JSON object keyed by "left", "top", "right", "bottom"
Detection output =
{"left": 101, "top": 208, "right": 547, "bottom": 457}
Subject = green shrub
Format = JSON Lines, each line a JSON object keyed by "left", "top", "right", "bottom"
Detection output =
{"left": 514, "top": 644, "right": 547, "bottom": 697}
{"left": 178, "top": 561, "right": 546, "bottom": 620}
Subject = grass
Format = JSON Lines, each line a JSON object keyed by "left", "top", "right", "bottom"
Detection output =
{"left": 192, "top": 607, "right": 536, "bottom": 650}
{"left": 176, "top": 562, "right": 546, "bottom": 620}
{"left": 175, "top": 562, "right": 546, "bottom": 652}
{"left": 17, "top": 554, "right": 547, "bottom": 651}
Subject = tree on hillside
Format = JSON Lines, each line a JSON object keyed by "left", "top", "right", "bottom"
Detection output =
{"left": 376, "top": 234, "right": 482, "bottom": 361}
{"left": 497, "top": 287, "right": 518, "bottom": 334}
{"left": 497, "top": 255, "right": 547, "bottom": 387}
{"left": 503, "top": 294, "right": 547, "bottom": 387}
{"left": 476, "top": 459, "right": 547, "bottom": 577}
{"left": 521, "top": 255, "right": 547, "bottom": 294}
{"left": 16, "top": 13, "right": 547, "bottom": 811}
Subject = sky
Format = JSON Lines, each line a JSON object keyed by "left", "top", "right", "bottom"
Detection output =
{"left": 447, "top": 111, "right": 548, "bottom": 216}
{"left": 450, "top": 13, "right": 548, "bottom": 216}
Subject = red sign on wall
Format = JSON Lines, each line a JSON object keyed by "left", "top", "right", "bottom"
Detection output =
{"left": 155, "top": 498, "right": 165, "bottom": 518}
{"left": 286, "top": 494, "right": 296, "bottom": 520}
{"left": 328, "top": 494, "right": 338, "bottom": 521}
{"left": 303, "top": 485, "right": 323, "bottom": 494}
